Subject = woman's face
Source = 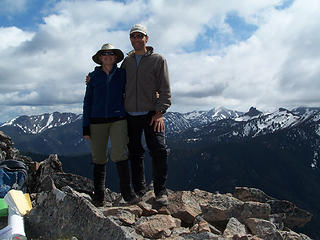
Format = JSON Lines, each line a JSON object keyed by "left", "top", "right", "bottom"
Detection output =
{"left": 99, "top": 51, "right": 117, "bottom": 65}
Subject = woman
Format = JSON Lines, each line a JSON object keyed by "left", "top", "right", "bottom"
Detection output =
{"left": 83, "top": 43, "right": 138, "bottom": 207}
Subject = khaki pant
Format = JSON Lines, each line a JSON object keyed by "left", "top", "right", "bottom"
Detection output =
{"left": 90, "top": 120, "right": 128, "bottom": 164}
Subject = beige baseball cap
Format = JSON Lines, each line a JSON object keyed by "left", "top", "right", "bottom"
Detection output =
{"left": 130, "top": 24, "right": 147, "bottom": 35}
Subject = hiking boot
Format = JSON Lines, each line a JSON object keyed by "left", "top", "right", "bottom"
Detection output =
{"left": 136, "top": 190, "right": 146, "bottom": 198}
{"left": 116, "top": 160, "right": 141, "bottom": 204}
{"left": 92, "top": 163, "right": 107, "bottom": 207}
{"left": 129, "top": 155, "right": 147, "bottom": 196}
{"left": 155, "top": 194, "right": 169, "bottom": 206}
{"left": 127, "top": 194, "right": 141, "bottom": 205}
{"left": 92, "top": 193, "right": 106, "bottom": 207}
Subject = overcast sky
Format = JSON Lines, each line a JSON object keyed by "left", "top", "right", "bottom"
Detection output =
{"left": 0, "top": 0, "right": 319, "bottom": 122}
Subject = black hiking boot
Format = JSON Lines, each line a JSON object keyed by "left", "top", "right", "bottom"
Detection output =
{"left": 116, "top": 160, "right": 141, "bottom": 204}
{"left": 92, "top": 163, "right": 106, "bottom": 207}
{"left": 129, "top": 155, "right": 146, "bottom": 197}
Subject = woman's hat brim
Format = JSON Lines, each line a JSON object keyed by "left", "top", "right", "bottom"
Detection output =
{"left": 92, "top": 49, "right": 124, "bottom": 65}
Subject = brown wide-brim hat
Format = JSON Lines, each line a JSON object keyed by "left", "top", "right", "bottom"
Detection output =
{"left": 92, "top": 43, "right": 124, "bottom": 65}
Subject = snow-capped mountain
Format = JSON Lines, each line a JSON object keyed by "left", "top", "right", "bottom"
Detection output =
{"left": 0, "top": 106, "right": 319, "bottom": 156}
{"left": 0, "top": 112, "right": 87, "bottom": 155}
{"left": 1, "top": 112, "right": 82, "bottom": 134}
{"left": 182, "top": 107, "right": 244, "bottom": 127}
{"left": 164, "top": 107, "right": 243, "bottom": 134}
{"left": 168, "top": 106, "right": 320, "bottom": 139}
{"left": 3, "top": 106, "right": 317, "bottom": 138}
{"left": 236, "top": 108, "right": 303, "bottom": 138}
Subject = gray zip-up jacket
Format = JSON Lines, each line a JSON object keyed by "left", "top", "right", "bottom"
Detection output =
{"left": 121, "top": 46, "right": 171, "bottom": 113}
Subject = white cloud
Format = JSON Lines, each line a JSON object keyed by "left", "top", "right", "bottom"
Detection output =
{"left": 0, "top": 27, "right": 34, "bottom": 50}
{"left": 0, "top": 0, "right": 319, "bottom": 122}
{"left": 168, "top": 0, "right": 320, "bottom": 112}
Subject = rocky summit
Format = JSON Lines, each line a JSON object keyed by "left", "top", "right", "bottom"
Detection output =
{"left": 0, "top": 131, "right": 314, "bottom": 240}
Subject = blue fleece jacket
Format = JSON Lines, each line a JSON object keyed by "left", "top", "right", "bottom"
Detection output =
{"left": 82, "top": 65, "right": 126, "bottom": 136}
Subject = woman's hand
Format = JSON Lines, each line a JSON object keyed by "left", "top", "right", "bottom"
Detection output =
{"left": 86, "top": 75, "right": 91, "bottom": 85}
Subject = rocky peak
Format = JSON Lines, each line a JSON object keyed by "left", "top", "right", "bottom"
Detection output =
{"left": 0, "top": 131, "right": 314, "bottom": 239}
{"left": 245, "top": 107, "right": 263, "bottom": 117}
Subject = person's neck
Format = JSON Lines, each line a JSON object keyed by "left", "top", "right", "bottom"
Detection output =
{"left": 102, "top": 64, "right": 113, "bottom": 75}
{"left": 135, "top": 47, "right": 147, "bottom": 55}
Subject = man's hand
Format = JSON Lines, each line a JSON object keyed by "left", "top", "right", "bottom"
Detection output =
{"left": 83, "top": 135, "right": 90, "bottom": 140}
{"left": 150, "top": 112, "right": 165, "bottom": 132}
{"left": 86, "top": 75, "right": 91, "bottom": 85}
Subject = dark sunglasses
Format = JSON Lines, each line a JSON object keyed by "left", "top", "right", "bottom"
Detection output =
{"left": 130, "top": 33, "right": 145, "bottom": 39}
{"left": 100, "top": 51, "right": 115, "bottom": 56}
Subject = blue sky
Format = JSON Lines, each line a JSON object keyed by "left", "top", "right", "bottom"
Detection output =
{"left": 0, "top": 0, "right": 320, "bottom": 122}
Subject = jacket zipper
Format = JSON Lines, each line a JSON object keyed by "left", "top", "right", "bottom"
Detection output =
{"left": 106, "top": 72, "right": 109, "bottom": 116}
{"left": 133, "top": 53, "right": 146, "bottom": 112}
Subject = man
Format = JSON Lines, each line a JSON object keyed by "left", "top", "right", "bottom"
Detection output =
{"left": 121, "top": 24, "right": 171, "bottom": 205}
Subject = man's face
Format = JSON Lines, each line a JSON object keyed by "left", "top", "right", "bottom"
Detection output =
{"left": 130, "top": 32, "right": 148, "bottom": 51}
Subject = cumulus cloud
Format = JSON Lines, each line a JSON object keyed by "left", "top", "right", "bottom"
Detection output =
{"left": 0, "top": 27, "right": 34, "bottom": 50}
{"left": 0, "top": 0, "right": 319, "bottom": 122}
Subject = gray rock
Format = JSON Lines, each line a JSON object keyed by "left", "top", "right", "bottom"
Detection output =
{"left": 25, "top": 186, "right": 135, "bottom": 240}
{"left": 167, "top": 191, "right": 202, "bottom": 225}
{"left": 201, "top": 193, "right": 270, "bottom": 224}
{"left": 234, "top": 187, "right": 275, "bottom": 203}
{"left": 134, "top": 214, "right": 181, "bottom": 239}
{"left": 193, "top": 215, "right": 222, "bottom": 235}
{"left": 180, "top": 231, "right": 226, "bottom": 239}
{"left": 223, "top": 217, "right": 247, "bottom": 238}
{"left": 34, "top": 154, "right": 94, "bottom": 195}
{"left": 234, "top": 187, "right": 312, "bottom": 229}
{"left": 270, "top": 213, "right": 286, "bottom": 230}
{"left": 246, "top": 218, "right": 283, "bottom": 240}
{"left": 268, "top": 200, "right": 312, "bottom": 228}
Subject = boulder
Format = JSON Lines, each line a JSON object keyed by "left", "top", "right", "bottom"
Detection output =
{"left": 246, "top": 218, "right": 283, "bottom": 240}
{"left": 234, "top": 187, "right": 275, "bottom": 202}
{"left": 223, "top": 217, "right": 247, "bottom": 238}
{"left": 167, "top": 191, "right": 202, "bottom": 225}
{"left": 201, "top": 193, "right": 270, "bottom": 224}
{"left": 268, "top": 200, "right": 312, "bottom": 228}
{"left": 192, "top": 216, "right": 221, "bottom": 235}
{"left": 0, "top": 131, "right": 19, "bottom": 159}
{"left": 134, "top": 214, "right": 181, "bottom": 239}
{"left": 25, "top": 186, "right": 135, "bottom": 240}
{"left": 234, "top": 187, "right": 312, "bottom": 229}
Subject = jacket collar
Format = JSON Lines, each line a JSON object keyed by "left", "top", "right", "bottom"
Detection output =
{"left": 127, "top": 46, "right": 153, "bottom": 57}
{"left": 94, "top": 64, "right": 117, "bottom": 73}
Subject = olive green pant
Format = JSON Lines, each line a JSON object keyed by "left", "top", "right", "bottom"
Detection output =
{"left": 90, "top": 120, "right": 128, "bottom": 164}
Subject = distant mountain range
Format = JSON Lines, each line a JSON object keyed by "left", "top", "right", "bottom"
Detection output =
{"left": 1, "top": 106, "right": 319, "bottom": 157}
{"left": 1, "top": 106, "right": 320, "bottom": 238}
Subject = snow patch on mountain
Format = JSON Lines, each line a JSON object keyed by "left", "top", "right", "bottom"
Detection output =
{"left": 0, "top": 112, "right": 81, "bottom": 134}
{"left": 1, "top": 117, "right": 18, "bottom": 127}
{"left": 316, "top": 125, "right": 320, "bottom": 137}
{"left": 186, "top": 138, "right": 201, "bottom": 143}
{"left": 1, "top": 107, "right": 319, "bottom": 143}
{"left": 257, "top": 109, "right": 299, "bottom": 133}
{"left": 311, "top": 152, "right": 318, "bottom": 169}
